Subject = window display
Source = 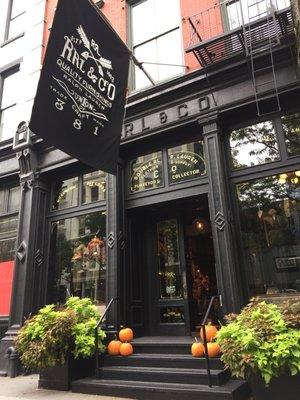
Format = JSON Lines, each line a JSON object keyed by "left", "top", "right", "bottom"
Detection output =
{"left": 48, "top": 211, "right": 106, "bottom": 307}
{"left": 237, "top": 171, "right": 300, "bottom": 297}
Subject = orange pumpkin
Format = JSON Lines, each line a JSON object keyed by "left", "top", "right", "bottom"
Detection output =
{"left": 191, "top": 340, "right": 205, "bottom": 357}
{"left": 200, "top": 325, "right": 218, "bottom": 342}
{"left": 107, "top": 340, "right": 122, "bottom": 356}
{"left": 119, "top": 327, "right": 134, "bottom": 342}
{"left": 204, "top": 342, "right": 221, "bottom": 358}
{"left": 119, "top": 342, "right": 133, "bottom": 356}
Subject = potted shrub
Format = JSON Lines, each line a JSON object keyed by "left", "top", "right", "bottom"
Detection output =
{"left": 216, "top": 298, "right": 300, "bottom": 400}
{"left": 16, "top": 297, "right": 106, "bottom": 390}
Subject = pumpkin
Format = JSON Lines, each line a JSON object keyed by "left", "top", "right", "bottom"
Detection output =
{"left": 119, "top": 327, "right": 134, "bottom": 342}
{"left": 200, "top": 325, "right": 218, "bottom": 342}
{"left": 191, "top": 339, "right": 205, "bottom": 357}
{"left": 119, "top": 342, "right": 133, "bottom": 356}
{"left": 204, "top": 342, "right": 221, "bottom": 358}
{"left": 107, "top": 340, "right": 122, "bottom": 356}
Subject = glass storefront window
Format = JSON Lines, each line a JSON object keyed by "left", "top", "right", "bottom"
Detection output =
{"left": 237, "top": 171, "right": 300, "bottom": 297}
{"left": 160, "top": 306, "right": 184, "bottom": 324}
{"left": 130, "top": 151, "right": 163, "bottom": 193}
{"left": 230, "top": 121, "right": 280, "bottom": 169}
{"left": 167, "top": 141, "right": 206, "bottom": 184}
{"left": 49, "top": 211, "right": 106, "bottom": 307}
{"left": 157, "top": 219, "right": 183, "bottom": 299}
{"left": 52, "top": 177, "right": 79, "bottom": 210}
{"left": 281, "top": 113, "right": 300, "bottom": 157}
{"left": 82, "top": 171, "right": 106, "bottom": 204}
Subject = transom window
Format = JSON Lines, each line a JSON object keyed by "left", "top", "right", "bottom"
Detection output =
{"left": 52, "top": 171, "right": 106, "bottom": 211}
{"left": 131, "top": 0, "right": 184, "bottom": 90}
{"left": 129, "top": 140, "right": 206, "bottom": 193}
{"left": 229, "top": 112, "right": 300, "bottom": 170}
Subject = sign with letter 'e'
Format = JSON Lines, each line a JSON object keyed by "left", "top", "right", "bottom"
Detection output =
{"left": 29, "top": 0, "right": 130, "bottom": 175}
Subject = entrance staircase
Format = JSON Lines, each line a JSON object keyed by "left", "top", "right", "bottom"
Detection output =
{"left": 72, "top": 337, "right": 250, "bottom": 400}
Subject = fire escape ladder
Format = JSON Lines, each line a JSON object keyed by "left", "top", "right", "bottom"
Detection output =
{"left": 245, "top": 0, "right": 281, "bottom": 116}
{"left": 187, "top": 17, "right": 218, "bottom": 107}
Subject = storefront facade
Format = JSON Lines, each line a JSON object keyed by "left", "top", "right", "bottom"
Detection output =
{"left": 0, "top": 0, "right": 300, "bottom": 375}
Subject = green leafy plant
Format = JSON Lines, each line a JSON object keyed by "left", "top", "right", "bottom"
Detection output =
{"left": 16, "top": 297, "right": 106, "bottom": 371}
{"left": 216, "top": 299, "right": 300, "bottom": 385}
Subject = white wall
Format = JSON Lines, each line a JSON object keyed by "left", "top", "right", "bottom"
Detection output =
{"left": 0, "top": 0, "right": 46, "bottom": 139}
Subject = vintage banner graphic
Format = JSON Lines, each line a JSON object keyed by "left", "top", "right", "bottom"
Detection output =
{"left": 29, "top": 0, "right": 130, "bottom": 174}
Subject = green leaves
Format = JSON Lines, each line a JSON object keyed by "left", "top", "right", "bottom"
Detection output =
{"left": 216, "top": 300, "right": 300, "bottom": 385}
{"left": 16, "top": 297, "right": 106, "bottom": 371}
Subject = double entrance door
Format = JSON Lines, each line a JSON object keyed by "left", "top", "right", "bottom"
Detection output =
{"left": 128, "top": 195, "right": 219, "bottom": 336}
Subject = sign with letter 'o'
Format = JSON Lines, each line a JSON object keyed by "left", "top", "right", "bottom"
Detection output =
{"left": 29, "top": 0, "right": 130, "bottom": 175}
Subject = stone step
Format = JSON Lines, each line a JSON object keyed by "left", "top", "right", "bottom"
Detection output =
{"left": 72, "top": 377, "right": 251, "bottom": 400}
{"left": 103, "top": 353, "right": 223, "bottom": 369}
{"left": 100, "top": 365, "right": 229, "bottom": 386}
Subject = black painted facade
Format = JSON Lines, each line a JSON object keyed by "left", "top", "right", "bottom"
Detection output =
{"left": 0, "top": 13, "right": 300, "bottom": 375}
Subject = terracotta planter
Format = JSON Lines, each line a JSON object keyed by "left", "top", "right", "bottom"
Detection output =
{"left": 38, "top": 356, "right": 94, "bottom": 391}
{"left": 248, "top": 373, "right": 300, "bottom": 400}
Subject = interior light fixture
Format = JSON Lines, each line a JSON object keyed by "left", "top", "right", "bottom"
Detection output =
{"left": 193, "top": 218, "right": 207, "bottom": 234}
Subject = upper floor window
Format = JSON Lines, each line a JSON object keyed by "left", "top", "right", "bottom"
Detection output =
{"left": 0, "top": 67, "right": 20, "bottom": 142}
{"left": 131, "top": 0, "right": 184, "bottom": 90}
{"left": 226, "top": 0, "right": 290, "bottom": 30}
{"left": 0, "top": 0, "right": 24, "bottom": 43}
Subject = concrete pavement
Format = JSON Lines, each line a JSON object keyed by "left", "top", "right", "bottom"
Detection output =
{"left": 0, "top": 375, "right": 133, "bottom": 400}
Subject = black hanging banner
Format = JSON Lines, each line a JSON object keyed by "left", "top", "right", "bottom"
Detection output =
{"left": 29, "top": 0, "right": 130, "bottom": 175}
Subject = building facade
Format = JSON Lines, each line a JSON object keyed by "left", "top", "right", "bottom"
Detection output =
{"left": 0, "top": 0, "right": 299, "bottom": 375}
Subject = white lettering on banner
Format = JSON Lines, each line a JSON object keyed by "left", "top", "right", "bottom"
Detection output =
{"left": 53, "top": 25, "right": 116, "bottom": 135}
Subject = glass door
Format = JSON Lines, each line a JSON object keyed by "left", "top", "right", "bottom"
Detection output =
{"left": 147, "top": 217, "right": 189, "bottom": 335}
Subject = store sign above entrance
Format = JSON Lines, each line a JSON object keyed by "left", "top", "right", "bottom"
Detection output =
{"left": 122, "top": 95, "right": 213, "bottom": 141}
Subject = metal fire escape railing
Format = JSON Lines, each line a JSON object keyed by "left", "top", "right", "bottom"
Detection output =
{"left": 186, "top": 0, "right": 295, "bottom": 116}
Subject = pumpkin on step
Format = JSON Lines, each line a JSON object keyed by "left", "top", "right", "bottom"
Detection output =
{"left": 204, "top": 342, "right": 221, "bottom": 358}
{"left": 119, "top": 342, "right": 133, "bottom": 356}
{"left": 191, "top": 338, "right": 205, "bottom": 357}
{"left": 107, "top": 339, "right": 122, "bottom": 356}
{"left": 119, "top": 327, "right": 134, "bottom": 342}
{"left": 200, "top": 324, "right": 218, "bottom": 342}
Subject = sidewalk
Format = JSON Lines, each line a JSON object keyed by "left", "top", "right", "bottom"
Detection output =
{"left": 0, "top": 375, "right": 133, "bottom": 400}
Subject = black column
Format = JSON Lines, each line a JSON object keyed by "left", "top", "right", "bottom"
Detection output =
{"left": 105, "top": 163, "right": 125, "bottom": 328}
{"left": 0, "top": 123, "right": 50, "bottom": 375}
{"left": 202, "top": 115, "right": 242, "bottom": 315}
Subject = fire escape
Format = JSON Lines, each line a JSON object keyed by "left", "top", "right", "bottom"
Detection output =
{"left": 186, "top": 0, "right": 295, "bottom": 116}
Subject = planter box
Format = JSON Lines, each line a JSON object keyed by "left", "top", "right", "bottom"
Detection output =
{"left": 38, "top": 356, "right": 94, "bottom": 391}
{"left": 248, "top": 373, "right": 300, "bottom": 400}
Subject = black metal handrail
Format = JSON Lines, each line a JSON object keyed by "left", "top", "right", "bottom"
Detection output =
{"left": 94, "top": 297, "right": 118, "bottom": 378}
{"left": 200, "top": 295, "right": 222, "bottom": 387}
